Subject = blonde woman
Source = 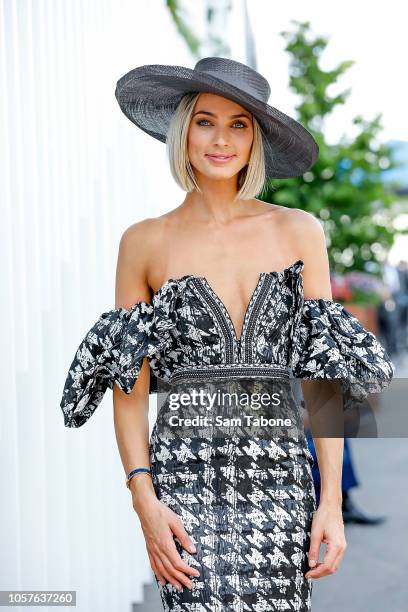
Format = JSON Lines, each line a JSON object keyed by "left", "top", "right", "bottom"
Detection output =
{"left": 60, "top": 57, "right": 394, "bottom": 611}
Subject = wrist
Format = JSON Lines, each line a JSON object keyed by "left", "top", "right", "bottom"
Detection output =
{"left": 126, "top": 467, "right": 151, "bottom": 489}
{"left": 318, "top": 493, "right": 343, "bottom": 508}
{"left": 129, "top": 472, "right": 156, "bottom": 497}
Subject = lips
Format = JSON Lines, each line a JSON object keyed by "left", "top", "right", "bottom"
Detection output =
{"left": 206, "top": 154, "right": 234, "bottom": 161}
{"left": 208, "top": 155, "right": 232, "bottom": 159}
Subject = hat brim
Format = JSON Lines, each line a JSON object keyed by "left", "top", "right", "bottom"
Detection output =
{"left": 115, "top": 64, "right": 319, "bottom": 179}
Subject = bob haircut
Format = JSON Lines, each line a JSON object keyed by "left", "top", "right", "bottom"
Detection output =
{"left": 166, "top": 92, "right": 267, "bottom": 201}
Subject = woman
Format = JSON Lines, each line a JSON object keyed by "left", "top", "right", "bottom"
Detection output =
{"left": 60, "top": 57, "right": 394, "bottom": 611}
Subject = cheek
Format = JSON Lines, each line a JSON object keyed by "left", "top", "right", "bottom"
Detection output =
{"left": 236, "top": 130, "right": 254, "bottom": 153}
{"left": 188, "top": 125, "right": 210, "bottom": 151}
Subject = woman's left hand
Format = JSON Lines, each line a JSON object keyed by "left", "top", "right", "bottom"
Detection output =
{"left": 305, "top": 501, "right": 347, "bottom": 579}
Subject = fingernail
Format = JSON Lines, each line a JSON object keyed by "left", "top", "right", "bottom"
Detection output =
{"left": 309, "top": 559, "right": 317, "bottom": 567}
{"left": 188, "top": 544, "right": 196, "bottom": 553}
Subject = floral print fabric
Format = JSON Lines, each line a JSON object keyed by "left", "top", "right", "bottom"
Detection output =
{"left": 291, "top": 297, "right": 395, "bottom": 411}
{"left": 60, "top": 303, "right": 154, "bottom": 427}
{"left": 60, "top": 259, "right": 394, "bottom": 427}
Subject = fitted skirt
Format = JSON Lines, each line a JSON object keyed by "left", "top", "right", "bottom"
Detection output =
{"left": 148, "top": 377, "right": 317, "bottom": 612}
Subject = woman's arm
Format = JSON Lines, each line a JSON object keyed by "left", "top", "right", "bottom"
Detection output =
{"left": 113, "top": 222, "right": 154, "bottom": 498}
{"left": 113, "top": 222, "right": 200, "bottom": 592}
{"left": 298, "top": 211, "right": 344, "bottom": 506}
{"left": 289, "top": 209, "right": 347, "bottom": 580}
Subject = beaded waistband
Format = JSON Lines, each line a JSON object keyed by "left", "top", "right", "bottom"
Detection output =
{"left": 169, "top": 363, "right": 290, "bottom": 385}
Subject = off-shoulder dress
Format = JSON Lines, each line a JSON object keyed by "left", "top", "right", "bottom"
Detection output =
{"left": 60, "top": 259, "right": 394, "bottom": 612}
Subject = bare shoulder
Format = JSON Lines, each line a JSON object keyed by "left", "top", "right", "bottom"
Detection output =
{"left": 276, "top": 206, "right": 325, "bottom": 242}
{"left": 281, "top": 207, "right": 331, "bottom": 299}
{"left": 252, "top": 200, "right": 323, "bottom": 238}
{"left": 115, "top": 217, "right": 166, "bottom": 308}
{"left": 119, "top": 216, "right": 164, "bottom": 254}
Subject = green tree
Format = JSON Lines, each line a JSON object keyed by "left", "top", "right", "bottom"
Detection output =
{"left": 262, "top": 19, "right": 405, "bottom": 276}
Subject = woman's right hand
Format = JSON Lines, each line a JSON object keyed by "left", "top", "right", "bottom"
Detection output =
{"left": 131, "top": 479, "right": 201, "bottom": 592}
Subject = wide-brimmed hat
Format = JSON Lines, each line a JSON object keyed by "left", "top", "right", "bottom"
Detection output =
{"left": 114, "top": 56, "right": 319, "bottom": 179}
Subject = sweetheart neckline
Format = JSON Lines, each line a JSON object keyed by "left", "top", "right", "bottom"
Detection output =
{"left": 151, "top": 258, "right": 305, "bottom": 344}
{"left": 118, "top": 259, "right": 336, "bottom": 317}
{"left": 151, "top": 258, "right": 305, "bottom": 298}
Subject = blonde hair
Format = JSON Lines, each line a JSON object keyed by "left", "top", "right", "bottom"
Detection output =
{"left": 166, "top": 92, "right": 267, "bottom": 201}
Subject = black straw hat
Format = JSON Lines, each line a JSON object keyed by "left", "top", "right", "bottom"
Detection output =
{"left": 115, "top": 56, "right": 319, "bottom": 179}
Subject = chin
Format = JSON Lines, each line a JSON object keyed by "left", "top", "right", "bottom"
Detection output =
{"left": 206, "top": 170, "right": 238, "bottom": 180}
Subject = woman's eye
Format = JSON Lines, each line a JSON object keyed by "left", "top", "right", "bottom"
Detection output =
{"left": 196, "top": 119, "right": 247, "bottom": 128}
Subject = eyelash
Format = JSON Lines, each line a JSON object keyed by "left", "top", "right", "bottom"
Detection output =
{"left": 196, "top": 119, "right": 247, "bottom": 129}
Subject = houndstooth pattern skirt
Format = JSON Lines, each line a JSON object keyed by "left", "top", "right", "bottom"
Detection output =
{"left": 149, "top": 380, "right": 317, "bottom": 612}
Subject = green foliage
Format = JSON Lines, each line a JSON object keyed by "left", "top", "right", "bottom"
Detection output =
{"left": 165, "top": 0, "right": 201, "bottom": 57}
{"left": 351, "top": 288, "right": 382, "bottom": 307}
{"left": 165, "top": 0, "right": 232, "bottom": 58}
{"left": 261, "top": 19, "right": 405, "bottom": 277}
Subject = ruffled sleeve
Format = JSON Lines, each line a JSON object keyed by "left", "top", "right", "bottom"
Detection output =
{"left": 60, "top": 285, "right": 179, "bottom": 428}
{"left": 291, "top": 298, "right": 394, "bottom": 411}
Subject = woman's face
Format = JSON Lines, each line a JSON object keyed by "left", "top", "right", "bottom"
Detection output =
{"left": 187, "top": 92, "right": 254, "bottom": 184}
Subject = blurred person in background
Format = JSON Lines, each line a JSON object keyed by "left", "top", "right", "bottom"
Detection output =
{"left": 378, "top": 259, "right": 400, "bottom": 357}
{"left": 396, "top": 259, "right": 408, "bottom": 352}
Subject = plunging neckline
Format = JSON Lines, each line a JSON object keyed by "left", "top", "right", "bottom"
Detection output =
{"left": 198, "top": 272, "right": 267, "bottom": 343}
{"left": 146, "top": 259, "right": 305, "bottom": 362}
{"left": 183, "top": 258, "right": 305, "bottom": 352}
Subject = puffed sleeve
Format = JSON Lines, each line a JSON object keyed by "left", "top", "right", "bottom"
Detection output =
{"left": 291, "top": 298, "right": 394, "bottom": 411}
{"left": 60, "top": 301, "right": 167, "bottom": 428}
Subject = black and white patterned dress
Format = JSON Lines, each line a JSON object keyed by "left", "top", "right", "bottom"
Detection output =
{"left": 60, "top": 259, "right": 394, "bottom": 611}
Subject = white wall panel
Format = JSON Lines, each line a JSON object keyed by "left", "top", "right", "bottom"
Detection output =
{"left": 1, "top": 1, "right": 248, "bottom": 610}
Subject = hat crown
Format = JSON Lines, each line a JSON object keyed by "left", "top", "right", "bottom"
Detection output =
{"left": 194, "top": 57, "right": 271, "bottom": 103}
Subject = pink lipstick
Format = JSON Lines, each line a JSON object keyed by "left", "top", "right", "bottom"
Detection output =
{"left": 205, "top": 154, "right": 234, "bottom": 163}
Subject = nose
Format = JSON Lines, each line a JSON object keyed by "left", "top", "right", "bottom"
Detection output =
{"left": 212, "top": 124, "right": 231, "bottom": 146}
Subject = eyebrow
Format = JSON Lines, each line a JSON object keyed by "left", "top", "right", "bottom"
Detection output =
{"left": 193, "top": 110, "right": 252, "bottom": 120}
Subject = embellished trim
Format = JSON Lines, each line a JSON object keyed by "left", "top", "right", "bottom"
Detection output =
{"left": 190, "top": 277, "right": 235, "bottom": 363}
{"left": 241, "top": 274, "right": 275, "bottom": 363}
{"left": 190, "top": 262, "right": 305, "bottom": 366}
{"left": 169, "top": 363, "right": 290, "bottom": 385}
{"left": 191, "top": 273, "right": 270, "bottom": 364}
{"left": 200, "top": 273, "right": 267, "bottom": 345}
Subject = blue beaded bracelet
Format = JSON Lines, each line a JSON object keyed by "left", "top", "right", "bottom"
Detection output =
{"left": 126, "top": 467, "right": 151, "bottom": 489}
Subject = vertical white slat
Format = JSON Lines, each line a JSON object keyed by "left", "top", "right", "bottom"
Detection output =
{"left": 16, "top": 0, "right": 49, "bottom": 592}
{"left": 0, "top": 0, "right": 21, "bottom": 596}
